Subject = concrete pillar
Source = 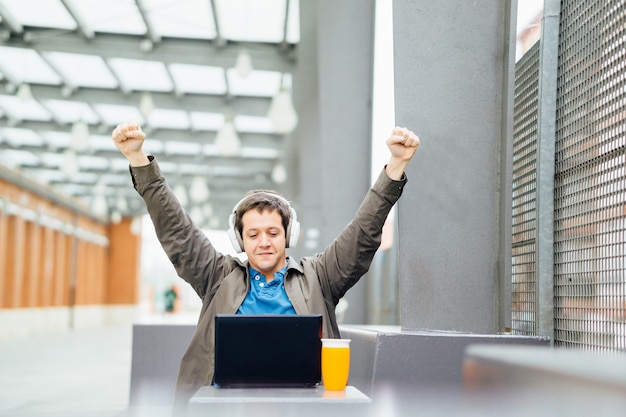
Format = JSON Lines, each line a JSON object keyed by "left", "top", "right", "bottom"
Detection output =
{"left": 292, "top": 0, "right": 376, "bottom": 324}
{"left": 393, "top": 0, "right": 516, "bottom": 333}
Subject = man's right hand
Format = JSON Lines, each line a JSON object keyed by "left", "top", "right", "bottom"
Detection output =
{"left": 111, "top": 122, "right": 150, "bottom": 166}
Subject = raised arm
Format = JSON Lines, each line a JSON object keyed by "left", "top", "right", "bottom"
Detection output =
{"left": 316, "top": 126, "right": 421, "bottom": 301}
{"left": 110, "top": 122, "right": 231, "bottom": 298}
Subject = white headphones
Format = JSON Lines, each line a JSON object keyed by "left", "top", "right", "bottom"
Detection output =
{"left": 227, "top": 192, "right": 301, "bottom": 253}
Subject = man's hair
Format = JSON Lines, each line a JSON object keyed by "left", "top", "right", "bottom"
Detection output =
{"left": 233, "top": 190, "right": 291, "bottom": 238}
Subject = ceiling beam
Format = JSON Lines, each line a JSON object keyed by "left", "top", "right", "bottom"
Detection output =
{"left": 1, "top": 148, "right": 278, "bottom": 173}
{"left": 20, "top": 164, "right": 273, "bottom": 187}
{"left": 0, "top": 3, "right": 23, "bottom": 34}
{"left": 0, "top": 118, "right": 282, "bottom": 146}
{"left": 0, "top": 83, "right": 273, "bottom": 116}
{"left": 7, "top": 30, "right": 296, "bottom": 72}
{"left": 59, "top": 0, "right": 95, "bottom": 40}
{"left": 39, "top": 172, "right": 273, "bottom": 191}
{"left": 135, "top": 0, "right": 161, "bottom": 44}
{"left": 281, "top": 0, "right": 291, "bottom": 46}
{"left": 209, "top": 0, "right": 224, "bottom": 46}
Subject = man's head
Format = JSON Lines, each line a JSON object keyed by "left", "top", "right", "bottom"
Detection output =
{"left": 228, "top": 190, "right": 300, "bottom": 275}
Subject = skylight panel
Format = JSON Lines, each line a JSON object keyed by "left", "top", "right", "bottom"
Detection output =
{"left": 226, "top": 69, "right": 281, "bottom": 97}
{"left": 240, "top": 147, "right": 279, "bottom": 159}
{"left": 0, "top": 127, "right": 45, "bottom": 147}
{"left": 0, "top": 0, "right": 77, "bottom": 30}
{"left": 43, "top": 52, "right": 119, "bottom": 89}
{"left": 108, "top": 58, "right": 174, "bottom": 92}
{"left": 169, "top": 64, "right": 227, "bottom": 95}
{"left": 26, "top": 168, "right": 66, "bottom": 184}
{"left": 110, "top": 157, "right": 139, "bottom": 172}
{"left": 40, "top": 130, "right": 71, "bottom": 150}
{"left": 0, "top": 95, "right": 52, "bottom": 121}
{"left": 143, "top": 0, "right": 216, "bottom": 39}
{"left": 145, "top": 108, "right": 190, "bottom": 129}
{"left": 176, "top": 162, "right": 212, "bottom": 175}
{"left": 164, "top": 140, "right": 202, "bottom": 156}
{"left": 39, "top": 152, "right": 65, "bottom": 168}
{"left": 0, "top": 47, "right": 62, "bottom": 85}
{"left": 98, "top": 173, "right": 128, "bottom": 186}
{"left": 66, "top": 0, "right": 146, "bottom": 35}
{"left": 42, "top": 99, "right": 101, "bottom": 124}
{"left": 139, "top": 138, "right": 164, "bottom": 155}
{"left": 190, "top": 112, "right": 224, "bottom": 131}
{"left": 0, "top": 149, "right": 40, "bottom": 167}
{"left": 65, "top": 170, "right": 99, "bottom": 184}
{"left": 78, "top": 154, "right": 110, "bottom": 170}
{"left": 89, "top": 135, "right": 120, "bottom": 152}
{"left": 92, "top": 104, "right": 144, "bottom": 126}
{"left": 154, "top": 160, "right": 177, "bottom": 173}
{"left": 210, "top": 165, "right": 241, "bottom": 176}
{"left": 202, "top": 143, "right": 220, "bottom": 157}
{"left": 59, "top": 183, "right": 98, "bottom": 195}
{"left": 234, "top": 115, "right": 274, "bottom": 133}
{"left": 216, "top": 0, "right": 286, "bottom": 42}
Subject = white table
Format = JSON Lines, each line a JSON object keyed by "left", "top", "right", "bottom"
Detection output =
{"left": 188, "top": 385, "right": 371, "bottom": 417}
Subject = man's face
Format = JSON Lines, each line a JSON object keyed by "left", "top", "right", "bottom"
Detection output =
{"left": 241, "top": 208, "right": 287, "bottom": 278}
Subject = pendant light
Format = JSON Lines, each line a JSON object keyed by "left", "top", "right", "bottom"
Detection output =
{"left": 235, "top": 47, "right": 253, "bottom": 78}
{"left": 268, "top": 74, "right": 298, "bottom": 134}
{"left": 215, "top": 114, "right": 241, "bottom": 156}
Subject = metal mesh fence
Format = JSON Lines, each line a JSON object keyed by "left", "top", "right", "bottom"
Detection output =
{"left": 512, "top": 0, "right": 626, "bottom": 351}
{"left": 554, "top": 0, "right": 626, "bottom": 351}
{"left": 512, "top": 42, "right": 540, "bottom": 336}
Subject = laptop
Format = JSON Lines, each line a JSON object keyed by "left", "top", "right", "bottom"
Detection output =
{"left": 213, "top": 314, "right": 322, "bottom": 388}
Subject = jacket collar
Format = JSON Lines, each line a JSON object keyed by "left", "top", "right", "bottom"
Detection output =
{"left": 286, "top": 256, "right": 303, "bottom": 274}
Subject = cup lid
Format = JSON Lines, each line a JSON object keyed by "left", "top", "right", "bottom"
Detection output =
{"left": 321, "top": 338, "right": 351, "bottom": 347}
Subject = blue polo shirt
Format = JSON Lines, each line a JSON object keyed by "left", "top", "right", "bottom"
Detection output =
{"left": 237, "top": 263, "right": 296, "bottom": 315}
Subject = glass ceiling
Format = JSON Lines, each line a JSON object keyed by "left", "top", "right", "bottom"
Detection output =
{"left": 0, "top": 0, "right": 299, "bottom": 229}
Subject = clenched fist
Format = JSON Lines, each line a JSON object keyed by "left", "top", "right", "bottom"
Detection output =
{"left": 111, "top": 122, "right": 150, "bottom": 167}
{"left": 385, "top": 126, "right": 420, "bottom": 180}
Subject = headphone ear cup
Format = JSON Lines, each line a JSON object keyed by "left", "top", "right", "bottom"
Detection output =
{"left": 288, "top": 218, "right": 301, "bottom": 248}
{"left": 286, "top": 207, "right": 300, "bottom": 248}
{"left": 227, "top": 227, "right": 243, "bottom": 253}
{"left": 227, "top": 212, "right": 244, "bottom": 253}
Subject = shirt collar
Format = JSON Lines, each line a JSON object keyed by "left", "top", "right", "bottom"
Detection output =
{"left": 248, "top": 261, "right": 288, "bottom": 282}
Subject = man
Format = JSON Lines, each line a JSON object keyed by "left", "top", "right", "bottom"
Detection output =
{"left": 112, "top": 122, "right": 420, "bottom": 409}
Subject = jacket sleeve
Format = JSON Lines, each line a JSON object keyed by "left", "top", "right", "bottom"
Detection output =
{"left": 315, "top": 167, "right": 407, "bottom": 303}
{"left": 129, "top": 156, "right": 232, "bottom": 298}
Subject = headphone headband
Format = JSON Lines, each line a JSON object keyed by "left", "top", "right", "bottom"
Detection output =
{"left": 227, "top": 192, "right": 300, "bottom": 253}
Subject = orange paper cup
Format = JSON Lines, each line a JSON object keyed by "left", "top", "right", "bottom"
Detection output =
{"left": 321, "top": 338, "right": 351, "bottom": 391}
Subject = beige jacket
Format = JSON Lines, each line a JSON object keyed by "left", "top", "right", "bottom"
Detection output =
{"left": 130, "top": 157, "right": 407, "bottom": 407}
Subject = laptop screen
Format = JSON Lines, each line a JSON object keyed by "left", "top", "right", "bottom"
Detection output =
{"left": 213, "top": 314, "right": 322, "bottom": 388}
